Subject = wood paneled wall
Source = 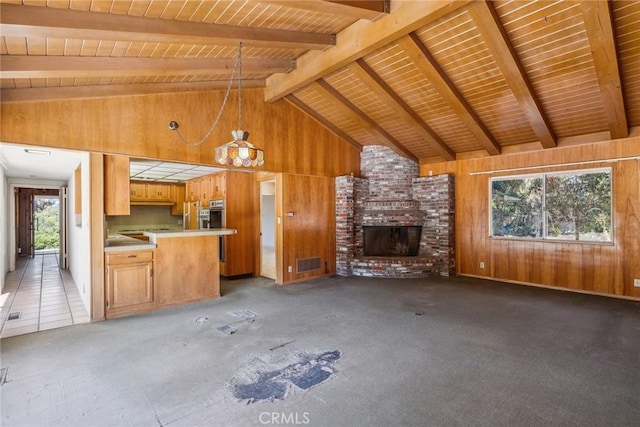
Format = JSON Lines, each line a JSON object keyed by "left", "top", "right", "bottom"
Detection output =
{"left": 281, "top": 173, "right": 336, "bottom": 284}
{"left": 0, "top": 88, "right": 361, "bottom": 177}
{"left": 421, "top": 136, "right": 640, "bottom": 299}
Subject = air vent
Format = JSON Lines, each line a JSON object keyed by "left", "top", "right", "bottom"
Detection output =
{"left": 297, "top": 257, "right": 321, "bottom": 273}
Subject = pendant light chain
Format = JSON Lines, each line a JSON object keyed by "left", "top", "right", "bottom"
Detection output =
{"left": 238, "top": 41, "right": 243, "bottom": 132}
{"left": 172, "top": 42, "right": 243, "bottom": 147}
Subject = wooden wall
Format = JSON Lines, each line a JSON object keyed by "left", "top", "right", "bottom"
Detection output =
{"left": 280, "top": 173, "right": 336, "bottom": 284}
{"left": 0, "top": 88, "right": 361, "bottom": 177}
{"left": 421, "top": 135, "right": 640, "bottom": 299}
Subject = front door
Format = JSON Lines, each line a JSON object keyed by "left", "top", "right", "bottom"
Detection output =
{"left": 17, "top": 188, "right": 35, "bottom": 258}
{"left": 16, "top": 187, "right": 61, "bottom": 259}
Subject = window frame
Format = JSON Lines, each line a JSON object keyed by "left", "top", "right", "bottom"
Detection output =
{"left": 488, "top": 167, "right": 613, "bottom": 244}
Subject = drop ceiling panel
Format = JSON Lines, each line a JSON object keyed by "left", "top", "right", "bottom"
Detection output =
{"left": 129, "top": 160, "right": 225, "bottom": 182}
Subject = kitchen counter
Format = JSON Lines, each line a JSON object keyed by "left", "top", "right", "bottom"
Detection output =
{"left": 143, "top": 228, "right": 236, "bottom": 242}
{"left": 104, "top": 234, "right": 156, "bottom": 253}
{"left": 148, "top": 228, "right": 237, "bottom": 309}
{"left": 103, "top": 228, "right": 238, "bottom": 315}
{"left": 104, "top": 229, "right": 235, "bottom": 252}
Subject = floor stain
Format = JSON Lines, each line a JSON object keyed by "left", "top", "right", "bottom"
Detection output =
{"left": 229, "top": 350, "right": 341, "bottom": 404}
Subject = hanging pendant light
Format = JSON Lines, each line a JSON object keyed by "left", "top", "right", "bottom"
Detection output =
{"left": 215, "top": 130, "right": 264, "bottom": 167}
{"left": 168, "top": 41, "right": 264, "bottom": 168}
{"left": 214, "top": 42, "right": 264, "bottom": 167}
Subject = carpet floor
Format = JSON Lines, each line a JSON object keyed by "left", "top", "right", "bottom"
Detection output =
{"left": 1, "top": 275, "right": 639, "bottom": 426}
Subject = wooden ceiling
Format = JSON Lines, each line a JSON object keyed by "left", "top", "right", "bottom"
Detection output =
{"left": 1, "top": 0, "right": 638, "bottom": 163}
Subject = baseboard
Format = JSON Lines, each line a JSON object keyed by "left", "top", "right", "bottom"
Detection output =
{"left": 458, "top": 273, "right": 640, "bottom": 302}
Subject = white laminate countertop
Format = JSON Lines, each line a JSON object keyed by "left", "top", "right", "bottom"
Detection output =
{"left": 104, "top": 234, "right": 156, "bottom": 253}
{"left": 143, "top": 228, "right": 237, "bottom": 242}
{"left": 104, "top": 229, "right": 236, "bottom": 252}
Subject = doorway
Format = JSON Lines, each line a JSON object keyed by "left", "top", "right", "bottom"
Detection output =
{"left": 259, "top": 180, "right": 276, "bottom": 280}
{"left": 16, "top": 187, "right": 60, "bottom": 259}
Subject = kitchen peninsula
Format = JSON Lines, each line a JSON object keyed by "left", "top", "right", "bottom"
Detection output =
{"left": 104, "top": 229, "right": 236, "bottom": 318}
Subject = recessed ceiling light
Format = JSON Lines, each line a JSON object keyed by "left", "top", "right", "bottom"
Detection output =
{"left": 24, "top": 149, "right": 51, "bottom": 155}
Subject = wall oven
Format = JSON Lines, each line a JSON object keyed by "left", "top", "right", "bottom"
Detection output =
{"left": 209, "top": 199, "right": 225, "bottom": 261}
{"left": 198, "top": 208, "right": 211, "bottom": 229}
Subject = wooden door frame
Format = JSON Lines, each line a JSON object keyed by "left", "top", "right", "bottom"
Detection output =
{"left": 14, "top": 186, "right": 61, "bottom": 261}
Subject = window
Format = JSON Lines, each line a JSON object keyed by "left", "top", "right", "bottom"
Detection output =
{"left": 490, "top": 168, "right": 612, "bottom": 242}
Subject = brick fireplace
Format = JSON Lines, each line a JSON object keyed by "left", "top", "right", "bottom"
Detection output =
{"left": 336, "top": 146, "right": 455, "bottom": 278}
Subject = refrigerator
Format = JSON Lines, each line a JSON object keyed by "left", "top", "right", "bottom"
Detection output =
{"left": 183, "top": 201, "right": 201, "bottom": 230}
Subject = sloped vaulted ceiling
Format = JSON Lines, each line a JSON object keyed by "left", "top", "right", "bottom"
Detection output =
{"left": 1, "top": 0, "right": 638, "bottom": 163}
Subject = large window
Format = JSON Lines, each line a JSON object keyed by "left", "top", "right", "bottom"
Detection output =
{"left": 490, "top": 168, "right": 612, "bottom": 242}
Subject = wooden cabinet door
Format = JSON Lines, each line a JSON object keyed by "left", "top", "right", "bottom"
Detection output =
{"left": 105, "top": 251, "right": 154, "bottom": 318}
{"left": 212, "top": 174, "right": 225, "bottom": 199}
{"left": 186, "top": 179, "right": 201, "bottom": 202}
{"left": 146, "top": 183, "right": 172, "bottom": 201}
{"left": 200, "top": 176, "right": 212, "bottom": 205}
{"left": 104, "top": 155, "right": 130, "bottom": 215}
{"left": 129, "top": 182, "right": 147, "bottom": 201}
{"left": 171, "top": 184, "right": 186, "bottom": 215}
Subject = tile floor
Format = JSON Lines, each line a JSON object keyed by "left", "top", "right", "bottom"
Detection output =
{"left": 260, "top": 246, "right": 276, "bottom": 280}
{"left": 0, "top": 253, "right": 90, "bottom": 338}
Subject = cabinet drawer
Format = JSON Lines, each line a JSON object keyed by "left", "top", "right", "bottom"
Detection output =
{"left": 106, "top": 251, "right": 153, "bottom": 264}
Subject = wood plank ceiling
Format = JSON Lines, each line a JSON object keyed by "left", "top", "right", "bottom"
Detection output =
{"left": 1, "top": 0, "right": 638, "bottom": 163}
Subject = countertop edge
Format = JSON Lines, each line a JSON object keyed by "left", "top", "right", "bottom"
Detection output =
{"left": 143, "top": 228, "right": 237, "bottom": 238}
{"left": 104, "top": 244, "right": 156, "bottom": 253}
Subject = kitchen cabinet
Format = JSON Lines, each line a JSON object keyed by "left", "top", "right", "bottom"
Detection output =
{"left": 130, "top": 181, "right": 172, "bottom": 203}
{"left": 105, "top": 250, "right": 155, "bottom": 318}
{"left": 147, "top": 183, "right": 172, "bottom": 201}
{"left": 171, "top": 184, "right": 185, "bottom": 215}
{"left": 129, "top": 182, "right": 147, "bottom": 201}
{"left": 199, "top": 176, "right": 212, "bottom": 205}
{"left": 104, "top": 155, "right": 130, "bottom": 215}
{"left": 220, "top": 171, "right": 255, "bottom": 277}
{"left": 185, "top": 179, "right": 201, "bottom": 203}
{"left": 185, "top": 175, "right": 222, "bottom": 206}
{"left": 212, "top": 173, "right": 225, "bottom": 199}
{"left": 182, "top": 171, "right": 255, "bottom": 277}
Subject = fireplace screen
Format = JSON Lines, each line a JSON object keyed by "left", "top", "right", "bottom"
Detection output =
{"left": 363, "top": 226, "right": 422, "bottom": 256}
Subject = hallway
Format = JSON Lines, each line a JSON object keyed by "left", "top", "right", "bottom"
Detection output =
{"left": 0, "top": 253, "right": 89, "bottom": 338}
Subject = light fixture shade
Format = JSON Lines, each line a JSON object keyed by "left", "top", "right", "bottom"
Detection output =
{"left": 215, "top": 130, "right": 264, "bottom": 167}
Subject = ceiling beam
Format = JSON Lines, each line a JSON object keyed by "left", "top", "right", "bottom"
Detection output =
{"left": 0, "top": 3, "right": 334, "bottom": 50}
{"left": 397, "top": 33, "right": 501, "bottom": 156}
{"left": 580, "top": 0, "right": 628, "bottom": 139}
{"left": 262, "top": 1, "right": 389, "bottom": 20}
{"left": 468, "top": 0, "right": 556, "bottom": 149}
{"left": 265, "top": 0, "right": 472, "bottom": 101}
{"left": 350, "top": 59, "right": 456, "bottom": 160}
{"left": 315, "top": 79, "right": 418, "bottom": 162}
{"left": 284, "top": 95, "right": 363, "bottom": 150}
{"left": 0, "top": 56, "right": 295, "bottom": 79}
{"left": 0, "top": 80, "right": 266, "bottom": 104}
